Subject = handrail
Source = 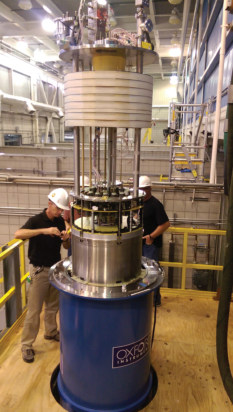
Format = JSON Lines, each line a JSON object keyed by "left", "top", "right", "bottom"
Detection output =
{"left": 0, "top": 238, "right": 28, "bottom": 314}
{"left": 161, "top": 227, "right": 225, "bottom": 290}
{"left": 0, "top": 227, "right": 226, "bottom": 336}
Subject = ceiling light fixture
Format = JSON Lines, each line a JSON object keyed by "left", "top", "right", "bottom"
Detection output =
{"left": 169, "top": 8, "right": 181, "bottom": 25}
{"left": 169, "top": 46, "right": 181, "bottom": 57}
{"left": 171, "top": 59, "right": 178, "bottom": 68}
{"left": 170, "top": 74, "right": 178, "bottom": 85}
{"left": 18, "top": 0, "right": 32, "bottom": 10}
{"left": 17, "top": 40, "right": 28, "bottom": 51}
{"left": 170, "top": 33, "right": 179, "bottom": 46}
{"left": 168, "top": 0, "right": 183, "bottom": 4}
{"left": 34, "top": 48, "right": 46, "bottom": 62}
{"left": 41, "top": 17, "right": 56, "bottom": 33}
{"left": 97, "top": 0, "right": 107, "bottom": 5}
{"left": 42, "top": 5, "right": 52, "bottom": 15}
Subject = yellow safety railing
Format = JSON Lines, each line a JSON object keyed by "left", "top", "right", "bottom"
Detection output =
{"left": 0, "top": 227, "right": 226, "bottom": 318}
{"left": 160, "top": 227, "right": 226, "bottom": 292}
{"left": 0, "top": 239, "right": 29, "bottom": 310}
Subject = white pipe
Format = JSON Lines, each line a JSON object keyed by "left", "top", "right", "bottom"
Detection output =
{"left": 0, "top": 90, "right": 64, "bottom": 117}
{"left": 192, "top": 0, "right": 203, "bottom": 145}
{"left": 210, "top": 0, "right": 228, "bottom": 184}
{"left": 177, "top": 0, "right": 192, "bottom": 81}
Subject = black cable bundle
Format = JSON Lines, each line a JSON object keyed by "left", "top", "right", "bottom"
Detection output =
{"left": 216, "top": 70, "right": 233, "bottom": 403}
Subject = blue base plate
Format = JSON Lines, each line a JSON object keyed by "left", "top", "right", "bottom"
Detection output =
{"left": 51, "top": 364, "right": 158, "bottom": 412}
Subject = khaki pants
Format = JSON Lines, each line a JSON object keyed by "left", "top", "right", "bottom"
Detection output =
{"left": 21, "top": 265, "right": 59, "bottom": 349}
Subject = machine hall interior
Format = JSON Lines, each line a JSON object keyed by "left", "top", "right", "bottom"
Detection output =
{"left": 0, "top": 0, "right": 233, "bottom": 411}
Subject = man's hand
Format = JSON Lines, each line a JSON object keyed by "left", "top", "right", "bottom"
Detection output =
{"left": 44, "top": 227, "right": 61, "bottom": 237}
{"left": 143, "top": 234, "right": 154, "bottom": 245}
{"left": 60, "top": 230, "right": 70, "bottom": 242}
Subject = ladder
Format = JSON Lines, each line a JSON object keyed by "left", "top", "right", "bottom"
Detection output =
{"left": 168, "top": 102, "right": 210, "bottom": 182}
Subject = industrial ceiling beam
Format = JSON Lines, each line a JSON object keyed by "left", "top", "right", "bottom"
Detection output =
{"left": 0, "top": 1, "right": 58, "bottom": 52}
{"left": 149, "top": 0, "right": 163, "bottom": 79}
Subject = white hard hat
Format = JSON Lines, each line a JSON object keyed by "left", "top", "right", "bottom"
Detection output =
{"left": 48, "top": 188, "right": 69, "bottom": 210}
{"left": 139, "top": 176, "right": 151, "bottom": 188}
{"left": 80, "top": 176, "right": 90, "bottom": 187}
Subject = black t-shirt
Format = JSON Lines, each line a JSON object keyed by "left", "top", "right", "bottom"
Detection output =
{"left": 143, "top": 196, "right": 169, "bottom": 248}
{"left": 21, "top": 209, "right": 65, "bottom": 267}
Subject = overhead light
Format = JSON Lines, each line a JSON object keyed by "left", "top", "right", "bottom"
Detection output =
{"left": 169, "top": 46, "right": 181, "bottom": 57}
{"left": 42, "top": 5, "right": 52, "bottom": 15}
{"left": 170, "top": 74, "right": 178, "bottom": 85}
{"left": 41, "top": 17, "right": 56, "bottom": 33}
{"left": 97, "top": 0, "right": 107, "bottom": 5}
{"left": 171, "top": 33, "right": 179, "bottom": 46}
{"left": 53, "top": 62, "right": 61, "bottom": 69}
{"left": 168, "top": 0, "right": 183, "bottom": 4}
{"left": 171, "top": 59, "right": 177, "bottom": 68}
{"left": 169, "top": 8, "right": 181, "bottom": 25}
{"left": 18, "top": 0, "right": 32, "bottom": 10}
{"left": 34, "top": 48, "right": 46, "bottom": 62}
{"left": 17, "top": 40, "right": 28, "bottom": 51}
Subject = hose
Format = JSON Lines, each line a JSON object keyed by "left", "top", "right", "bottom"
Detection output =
{"left": 216, "top": 70, "right": 233, "bottom": 402}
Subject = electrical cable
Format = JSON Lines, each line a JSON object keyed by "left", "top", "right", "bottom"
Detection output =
{"left": 216, "top": 69, "right": 233, "bottom": 403}
{"left": 151, "top": 298, "right": 157, "bottom": 347}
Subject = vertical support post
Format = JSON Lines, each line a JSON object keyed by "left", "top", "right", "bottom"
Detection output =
{"left": 210, "top": 0, "right": 228, "bottom": 183}
{"left": 107, "top": 128, "right": 113, "bottom": 188}
{"left": 133, "top": 128, "right": 141, "bottom": 197}
{"left": 181, "top": 232, "right": 188, "bottom": 289}
{"left": 104, "top": 128, "right": 107, "bottom": 182}
{"left": 19, "top": 243, "right": 26, "bottom": 309}
{"left": 111, "top": 128, "right": 117, "bottom": 185}
{"left": 3, "top": 246, "right": 22, "bottom": 326}
{"left": 133, "top": 48, "right": 143, "bottom": 196}
{"left": 74, "top": 126, "right": 80, "bottom": 196}
{"left": 97, "top": 130, "right": 101, "bottom": 178}
{"left": 89, "top": 127, "right": 92, "bottom": 185}
{"left": 192, "top": 0, "right": 203, "bottom": 145}
{"left": 81, "top": 126, "right": 85, "bottom": 189}
{"left": 169, "top": 103, "right": 175, "bottom": 181}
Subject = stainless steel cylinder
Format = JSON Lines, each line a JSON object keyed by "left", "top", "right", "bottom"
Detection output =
{"left": 72, "top": 229, "right": 142, "bottom": 285}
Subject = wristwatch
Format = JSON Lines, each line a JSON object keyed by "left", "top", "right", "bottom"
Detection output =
{"left": 149, "top": 234, "right": 154, "bottom": 240}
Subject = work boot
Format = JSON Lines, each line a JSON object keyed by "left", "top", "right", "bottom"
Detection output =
{"left": 44, "top": 331, "right": 60, "bottom": 342}
{"left": 22, "top": 348, "right": 35, "bottom": 363}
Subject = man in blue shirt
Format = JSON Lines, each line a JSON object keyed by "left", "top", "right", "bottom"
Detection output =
{"left": 139, "top": 176, "right": 170, "bottom": 306}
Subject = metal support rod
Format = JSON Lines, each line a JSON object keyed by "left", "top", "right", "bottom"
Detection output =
{"left": 210, "top": 0, "right": 228, "bottom": 183}
{"left": 89, "top": 127, "right": 92, "bottom": 185}
{"left": 112, "top": 128, "right": 117, "bottom": 185}
{"left": 192, "top": 0, "right": 203, "bottom": 145}
{"left": 136, "top": 50, "right": 143, "bottom": 74}
{"left": 201, "top": 102, "right": 210, "bottom": 177}
{"left": 136, "top": 5, "right": 143, "bottom": 48}
{"left": 74, "top": 126, "right": 80, "bottom": 196}
{"left": 169, "top": 103, "right": 176, "bottom": 181}
{"left": 97, "top": 132, "right": 101, "bottom": 178}
{"left": 107, "top": 128, "right": 113, "bottom": 187}
{"left": 173, "top": 103, "right": 208, "bottom": 108}
{"left": 120, "top": 138, "right": 122, "bottom": 182}
{"left": 81, "top": 126, "right": 85, "bottom": 189}
{"left": 177, "top": 0, "right": 192, "bottom": 82}
{"left": 104, "top": 128, "right": 107, "bottom": 181}
{"left": 177, "top": 110, "right": 202, "bottom": 114}
{"left": 133, "top": 128, "right": 141, "bottom": 197}
{"left": 194, "top": 105, "right": 205, "bottom": 145}
{"left": 73, "top": 55, "right": 79, "bottom": 72}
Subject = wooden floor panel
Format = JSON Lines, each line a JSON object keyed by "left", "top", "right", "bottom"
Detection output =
{"left": 0, "top": 294, "right": 233, "bottom": 412}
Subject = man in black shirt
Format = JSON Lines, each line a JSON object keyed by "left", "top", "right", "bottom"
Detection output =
{"left": 15, "top": 188, "right": 70, "bottom": 363}
{"left": 139, "top": 176, "right": 170, "bottom": 306}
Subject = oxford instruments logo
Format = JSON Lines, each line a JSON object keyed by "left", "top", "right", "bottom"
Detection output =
{"left": 112, "top": 334, "right": 150, "bottom": 368}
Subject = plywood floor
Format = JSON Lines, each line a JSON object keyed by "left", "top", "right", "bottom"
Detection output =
{"left": 0, "top": 293, "right": 233, "bottom": 412}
